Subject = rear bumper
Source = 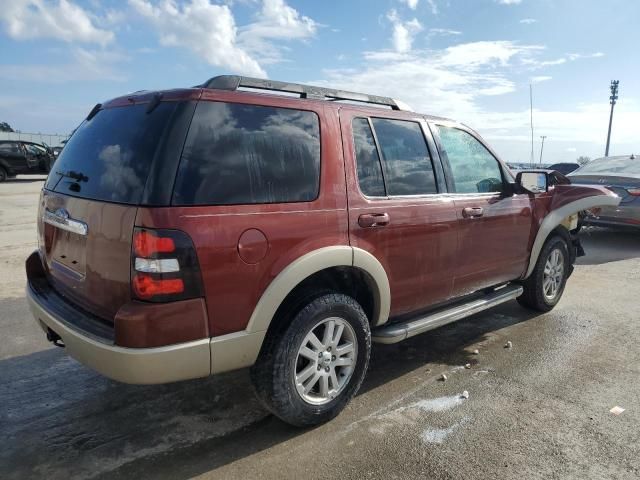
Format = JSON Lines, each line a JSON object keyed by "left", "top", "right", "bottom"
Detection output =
{"left": 26, "top": 283, "right": 211, "bottom": 384}
{"left": 583, "top": 204, "right": 640, "bottom": 228}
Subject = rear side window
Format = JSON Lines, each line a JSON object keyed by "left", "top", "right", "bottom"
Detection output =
{"left": 45, "top": 103, "right": 178, "bottom": 204}
{"left": 372, "top": 118, "right": 437, "bottom": 195}
{"left": 0, "top": 142, "right": 19, "bottom": 153}
{"left": 352, "top": 118, "right": 437, "bottom": 196}
{"left": 173, "top": 102, "right": 320, "bottom": 206}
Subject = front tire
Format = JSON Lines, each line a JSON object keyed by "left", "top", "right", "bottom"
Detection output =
{"left": 518, "top": 235, "right": 570, "bottom": 312}
{"left": 0, "top": 167, "right": 7, "bottom": 182}
{"left": 250, "top": 293, "right": 371, "bottom": 427}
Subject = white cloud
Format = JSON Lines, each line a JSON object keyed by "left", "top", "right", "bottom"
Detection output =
{"left": 399, "top": 0, "right": 420, "bottom": 10}
{"left": 441, "top": 41, "right": 542, "bottom": 68}
{"left": 566, "top": 147, "right": 577, "bottom": 152}
{"left": 130, "top": 0, "right": 318, "bottom": 77}
{"left": 238, "top": 0, "right": 317, "bottom": 65}
{"left": 317, "top": 40, "right": 638, "bottom": 162}
{"left": 0, "top": 0, "right": 114, "bottom": 45}
{"left": 496, "top": 0, "right": 522, "bottom": 4}
{"left": 387, "top": 9, "right": 423, "bottom": 53}
{"left": 523, "top": 51, "right": 604, "bottom": 69}
{"left": 320, "top": 41, "right": 542, "bottom": 123}
{"left": 567, "top": 52, "right": 604, "bottom": 61}
{"left": 428, "top": 28, "right": 462, "bottom": 37}
{"left": 531, "top": 75, "right": 552, "bottom": 83}
{"left": 519, "top": 18, "right": 537, "bottom": 24}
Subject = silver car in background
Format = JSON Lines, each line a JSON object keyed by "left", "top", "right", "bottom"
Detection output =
{"left": 568, "top": 154, "right": 640, "bottom": 228}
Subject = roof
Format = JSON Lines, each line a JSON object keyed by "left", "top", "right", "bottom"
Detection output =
{"left": 100, "top": 75, "right": 457, "bottom": 123}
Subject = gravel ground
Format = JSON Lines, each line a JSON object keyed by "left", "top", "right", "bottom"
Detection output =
{"left": 1, "top": 176, "right": 638, "bottom": 480}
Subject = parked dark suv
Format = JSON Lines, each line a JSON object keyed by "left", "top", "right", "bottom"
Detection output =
{"left": 0, "top": 140, "right": 53, "bottom": 181}
{"left": 26, "top": 76, "right": 619, "bottom": 426}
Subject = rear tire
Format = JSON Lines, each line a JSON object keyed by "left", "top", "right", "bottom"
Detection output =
{"left": 518, "top": 235, "right": 570, "bottom": 312}
{"left": 250, "top": 293, "right": 371, "bottom": 427}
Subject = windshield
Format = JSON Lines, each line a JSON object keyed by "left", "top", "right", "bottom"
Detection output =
{"left": 26, "top": 144, "right": 46, "bottom": 155}
{"left": 45, "top": 102, "right": 178, "bottom": 204}
{"left": 571, "top": 156, "right": 640, "bottom": 179}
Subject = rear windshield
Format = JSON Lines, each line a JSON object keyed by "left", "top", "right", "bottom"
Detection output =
{"left": 572, "top": 157, "right": 640, "bottom": 178}
{"left": 172, "top": 101, "right": 320, "bottom": 206}
{"left": 45, "top": 102, "right": 178, "bottom": 204}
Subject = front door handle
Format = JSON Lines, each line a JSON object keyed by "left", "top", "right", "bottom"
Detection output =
{"left": 358, "top": 213, "right": 390, "bottom": 228}
{"left": 462, "top": 207, "right": 484, "bottom": 218}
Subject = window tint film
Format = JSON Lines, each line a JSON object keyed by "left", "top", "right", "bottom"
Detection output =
{"left": 435, "top": 126, "right": 503, "bottom": 193}
{"left": 45, "top": 103, "right": 178, "bottom": 204}
{"left": 173, "top": 102, "right": 320, "bottom": 205}
{"left": 352, "top": 118, "right": 385, "bottom": 196}
{"left": 371, "top": 118, "right": 437, "bottom": 195}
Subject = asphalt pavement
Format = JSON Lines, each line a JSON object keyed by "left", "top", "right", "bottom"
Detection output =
{"left": 1, "top": 176, "right": 638, "bottom": 479}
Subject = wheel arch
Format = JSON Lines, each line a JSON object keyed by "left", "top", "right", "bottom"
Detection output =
{"left": 523, "top": 194, "right": 619, "bottom": 279}
{"left": 210, "top": 247, "right": 391, "bottom": 375}
{"left": 246, "top": 246, "right": 390, "bottom": 334}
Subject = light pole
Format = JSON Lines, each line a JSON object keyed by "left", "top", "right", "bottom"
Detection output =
{"left": 530, "top": 84, "right": 534, "bottom": 168}
{"left": 605, "top": 80, "right": 619, "bottom": 157}
{"left": 539, "top": 135, "right": 547, "bottom": 165}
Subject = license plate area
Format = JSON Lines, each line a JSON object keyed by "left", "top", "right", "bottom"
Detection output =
{"left": 50, "top": 228, "right": 87, "bottom": 278}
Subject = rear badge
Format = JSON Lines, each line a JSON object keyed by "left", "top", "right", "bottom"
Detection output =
{"left": 43, "top": 208, "right": 88, "bottom": 236}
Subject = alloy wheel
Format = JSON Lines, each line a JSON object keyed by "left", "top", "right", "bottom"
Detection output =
{"left": 294, "top": 317, "right": 358, "bottom": 405}
{"left": 543, "top": 248, "right": 564, "bottom": 300}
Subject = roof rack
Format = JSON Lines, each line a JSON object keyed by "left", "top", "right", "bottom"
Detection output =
{"left": 200, "top": 75, "right": 407, "bottom": 111}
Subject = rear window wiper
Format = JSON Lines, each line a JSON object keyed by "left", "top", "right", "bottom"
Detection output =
{"left": 56, "top": 170, "right": 88, "bottom": 183}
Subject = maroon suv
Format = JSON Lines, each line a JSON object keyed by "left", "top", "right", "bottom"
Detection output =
{"left": 26, "top": 75, "right": 619, "bottom": 426}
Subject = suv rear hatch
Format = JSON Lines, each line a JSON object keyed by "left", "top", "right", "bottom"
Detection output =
{"left": 38, "top": 99, "right": 189, "bottom": 322}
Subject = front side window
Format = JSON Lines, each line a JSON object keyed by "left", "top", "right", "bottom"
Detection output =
{"left": 435, "top": 126, "right": 504, "bottom": 194}
{"left": 173, "top": 102, "right": 321, "bottom": 206}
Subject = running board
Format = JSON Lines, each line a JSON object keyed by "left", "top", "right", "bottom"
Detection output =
{"left": 372, "top": 284, "right": 523, "bottom": 344}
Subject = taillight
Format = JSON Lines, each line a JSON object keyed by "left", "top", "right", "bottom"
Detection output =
{"left": 133, "top": 274, "right": 184, "bottom": 299}
{"left": 626, "top": 188, "right": 640, "bottom": 196}
{"left": 131, "top": 227, "right": 203, "bottom": 302}
{"left": 134, "top": 230, "right": 176, "bottom": 257}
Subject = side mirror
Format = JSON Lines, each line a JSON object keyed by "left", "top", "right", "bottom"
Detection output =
{"left": 516, "top": 171, "right": 548, "bottom": 194}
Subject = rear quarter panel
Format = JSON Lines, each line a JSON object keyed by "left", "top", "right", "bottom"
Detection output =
{"left": 136, "top": 99, "right": 348, "bottom": 336}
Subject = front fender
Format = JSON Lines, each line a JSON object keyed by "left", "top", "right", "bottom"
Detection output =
{"left": 523, "top": 184, "right": 620, "bottom": 278}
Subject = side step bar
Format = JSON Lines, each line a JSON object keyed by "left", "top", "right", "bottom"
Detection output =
{"left": 372, "top": 284, "right": 523, "bottom": 344}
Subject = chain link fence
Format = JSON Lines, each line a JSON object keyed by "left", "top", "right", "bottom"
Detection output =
{"left": 0, "top": 131, "right": 69, "bottom": 147}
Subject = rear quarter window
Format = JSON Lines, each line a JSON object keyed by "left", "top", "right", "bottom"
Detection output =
{"left": 172, "top": 101, "right": 321, "bottom": 206}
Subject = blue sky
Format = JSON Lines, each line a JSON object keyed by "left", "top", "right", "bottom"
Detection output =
{"left": 1, "top": 0, "right": 639, "bottom": 163}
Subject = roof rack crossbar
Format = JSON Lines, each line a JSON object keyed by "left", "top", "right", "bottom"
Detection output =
{"left": 200, "top": 75, "right": 404, "bottom": 110}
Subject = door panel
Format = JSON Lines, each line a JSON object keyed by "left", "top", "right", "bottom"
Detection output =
{"left": 341, "top": 108, "right": 458, "bottom": 317}
{"left": 431, "top": 123, "right": 534, "bottom": 295}
{"left": 452, "top": 194, "right": 532, "bottom": 295}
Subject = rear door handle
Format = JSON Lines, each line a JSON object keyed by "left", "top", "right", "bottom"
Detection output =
{"left": 358, "top": 213, "right": 390, "bottom": 228}
{"left": 462, "top": 207, "right": 484, "bottom": 218}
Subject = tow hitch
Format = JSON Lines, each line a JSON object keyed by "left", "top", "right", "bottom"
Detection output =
{"left": 46, "top": 328, "right": 65, "bottom": 348}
